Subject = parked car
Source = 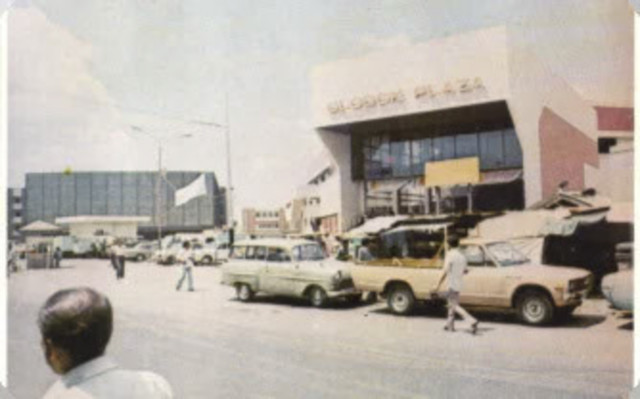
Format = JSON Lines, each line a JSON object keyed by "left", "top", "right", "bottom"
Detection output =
{"left": 351, "top": 238, "right": 592, "bottom": 325}
{"left": 193, "top": 242, "right": 217, "bottom": 265}
{"left": 122, "top": 241, "right": 159, "bottom": 262}
{"left": 155, "top": 242, "right": 183, "bottom": 265}
{"left": 601, "top": 242, "right": 633, "bottom": 312}
{"left": 221, "top": 239, "right": 361, "bottom": 307}
{"left": 215, "top": 242, "right": 231, "bottom": 263}
{"left": 601, "top": 269, "right": 633, "bottom": 312}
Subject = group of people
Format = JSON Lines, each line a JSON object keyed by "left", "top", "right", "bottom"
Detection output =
{"left": 109, "top": 240, "right": 195, "bottom": 291}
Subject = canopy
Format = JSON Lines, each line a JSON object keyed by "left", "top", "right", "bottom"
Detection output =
{"left": 342, "top": 216, "right": 409, "bottom": 239}
{"left": 20, "top": 220, "right": 62, "bottom": 233}
{"left": 383, "top": 223, "right": 451, "bottom": 235}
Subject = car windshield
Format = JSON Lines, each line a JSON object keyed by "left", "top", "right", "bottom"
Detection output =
{"left": 486, "top": 242, "right": 529, "bottom": 266}
{"left": 292, "top": 244, "right": 326, "bottom": 261}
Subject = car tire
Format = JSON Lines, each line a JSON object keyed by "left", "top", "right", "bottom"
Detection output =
{"left": 387, "top": 284, "right": 415, "bottom": 315}
{"left": 136, "top": 254, "right": 146, "bottom": 262}
{"left": 236, "top": 283, "right": 254, "bottom": 302}
{"left": 166, "top": 256, "right": 175, "bottom": 266}
{"left": 516, "top": 289, "right": 554, "bottom": 325}
{"left": 202, "top": 255, "right": 213, "bottom": 265}
{"left": 308, "top": 286, "right": 328, "bottom": 308}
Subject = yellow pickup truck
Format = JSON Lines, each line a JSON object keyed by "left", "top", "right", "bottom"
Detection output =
{"left": 351, "top": 238, "right": 592, "bottom": 325}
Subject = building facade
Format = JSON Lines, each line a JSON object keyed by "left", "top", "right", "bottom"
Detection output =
{"left": 288, "top": 164, "right": 342, "bottom": 235}
{"left": 7, "top": 187, "right": 25, "bottom": 240}
{"left": 242, "top": 208, "right": 287, "bottom": 237}
{"left": 311, "top": 26, "right": 628, "bottom": 232}
{"left": 21, "top": 171, "right": 226, "bottom": 238}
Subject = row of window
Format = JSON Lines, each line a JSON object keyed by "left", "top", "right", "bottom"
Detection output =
{"left": 354, "top": 128, "right": 523, "bottom": 180}
{"left": 255, "top": 211, "right": 280, "bottom": 218}
{"left": 231, "top": 244, "right": 325, "bottom": 262}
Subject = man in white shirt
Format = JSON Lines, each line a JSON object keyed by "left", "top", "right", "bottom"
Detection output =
{"left": 39, "top": 287, "right": 173, "bottom": 398}
{"left": 175, "top": 241, "right": 195, "bottom": 291}
{"left": 434, "top": 235, "right": 479, "bottom": 334}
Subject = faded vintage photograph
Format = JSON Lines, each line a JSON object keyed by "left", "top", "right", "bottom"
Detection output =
{"left": 3, "top": 1, "right": 635, "bottom": 398}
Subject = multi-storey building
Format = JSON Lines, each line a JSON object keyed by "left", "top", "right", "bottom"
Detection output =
{"left": 19, "top": 170, "right": 227, "bottom": 238}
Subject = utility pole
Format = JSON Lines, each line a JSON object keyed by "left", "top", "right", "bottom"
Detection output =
{"left": 156, "top": 143, "right": 163, "bottom": 249}
{"left": 225, "top": 93, "right": 234, "bottom": 245}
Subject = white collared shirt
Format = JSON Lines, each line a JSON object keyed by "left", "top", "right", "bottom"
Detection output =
{"left": 443, "top": 248, "right": 468, "bottom": 292}
{"left": 42, "top": 356, "right": 173, "bottom": 399}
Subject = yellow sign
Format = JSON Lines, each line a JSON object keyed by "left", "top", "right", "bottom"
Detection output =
{"left": 424, "top": 157, "right": 480, "bottom": 187}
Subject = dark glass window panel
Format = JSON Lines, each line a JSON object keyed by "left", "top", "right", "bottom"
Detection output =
{"left": 390, "top": 140, "right": 411, "bottom": 177}
{"left": 455, "top": 133, "right": 479, "bottom": 159}
{"left": 432, "top": 136, "right": 455, "bottom": 161}
{"left": 502, "top": 129, "right": 523, "bottom": 168}
{"left": 479, "top": 130, "right": 504, "bottom": 170}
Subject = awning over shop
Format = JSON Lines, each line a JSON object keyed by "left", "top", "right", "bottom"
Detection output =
{"left": 342, "top": 216, "right": 409, "bottom": 238}
{"left": 383, "top": 223, "right": 451, "bottom": 235}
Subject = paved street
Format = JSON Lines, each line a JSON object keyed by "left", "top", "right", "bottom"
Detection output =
{"left": 7, "top": 259, "right": 633, "bottom": 399}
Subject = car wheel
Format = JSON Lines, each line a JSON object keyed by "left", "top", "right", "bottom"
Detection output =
{"left": 202, "top": 255, "right": 213, "bottom": 265}
{"left": 236, "top": 283, "right": 254, "bottom": 302}
{"left": 167, "top": 256, "right": 175, "bottom": 265}
{"left": 387, "top": 284, "right": 415, "bottom": 315}
{"left": 136, "top": 254, "right": 146, "bottom": 262}
{"left": 309, "top": 286, "right": 328, "bottom": 308}
{"left": 516, "top": 289, "right": 554, "bottom": 325}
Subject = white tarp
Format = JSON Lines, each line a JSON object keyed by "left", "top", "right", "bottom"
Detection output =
{"left": 384, "top": 223, "right": 452, "bottom": 235}
{"left": 475, "top": 209, "right": 569, "bottom": 240}
{"left": 174, "top": 174, "right": 208, "bottom": 207}
{"left": 342, "top": 216, "right": 409, "bottom": 238}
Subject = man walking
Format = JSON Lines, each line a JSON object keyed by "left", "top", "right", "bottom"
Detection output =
{"left": 434, "top": 235, "right": 479, "bottom": 334}
{"left": 53, "top": 247, "right": 62, "bottom": 269}
{"left": 39, "top": 287, "right": 173, "bottom": 398}
{"left": 176, "top": 241, "right": 195, "bottom": 291}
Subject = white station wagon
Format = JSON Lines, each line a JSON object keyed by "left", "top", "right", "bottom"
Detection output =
{"left": 221, "top": 239, "right": 361, "bottom": 307}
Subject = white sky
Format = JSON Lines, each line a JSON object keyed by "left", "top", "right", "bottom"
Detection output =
{"left": 6, "top": 0, "right": 634, "bottom": 221}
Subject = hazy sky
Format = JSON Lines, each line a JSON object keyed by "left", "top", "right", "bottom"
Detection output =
{"left": 6, "top": 0, "right": 633, "bottom": 221}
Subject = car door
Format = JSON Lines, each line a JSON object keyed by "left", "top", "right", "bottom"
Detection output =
{"left": 459, "top": 245, "right": 508, "bottom": 307}
{"left": 261, "top": 246, "right": 294, "bottom": 294}
{"left": 264, "top": 247, "right": 297, "bottom": 295}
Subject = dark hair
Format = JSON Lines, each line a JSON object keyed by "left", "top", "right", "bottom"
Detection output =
{"left": 182, "top": 241, "right": 191, "bottom": 249}
{"left": 447, "top": 235, "right": 460, "bottom": 248}
{"left": 38, "top": 287, "right": 113, "bottom": 367}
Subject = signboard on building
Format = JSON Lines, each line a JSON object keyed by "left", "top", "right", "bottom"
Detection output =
{"left": 424, "top": 157, "right": 480, "bottom": 187}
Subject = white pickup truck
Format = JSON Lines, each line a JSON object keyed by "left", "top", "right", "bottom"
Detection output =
{"left": 351, "top": 238, "right": 592, "bottom": 325}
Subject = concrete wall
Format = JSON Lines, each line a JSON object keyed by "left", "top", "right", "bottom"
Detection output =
{"left": 506, "top": 33, "right": 599, "bottom": 205}
{"left": 312, "top": 26, "right": 511, "bottom": 128}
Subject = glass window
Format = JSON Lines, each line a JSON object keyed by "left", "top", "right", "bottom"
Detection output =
{"left": 486, "top": 242, "right": 529, "bottom": 266}
{"left": 502, "top": 129, "right": 523, "bottom": 168}
{"left": 267, "top": 247, "right": 291, "bottom": 262}
{"left": 410, "top": 140, "right": 423, "bottom": 175}
{"left": 390, "top": 140, "right": 411, "bottom": 177}
{"left": 432, "top": 136, "right": 455, "bottom": 161}
{"left": 461, "top": 245, "right": 493, "bottom": 267}
{"left": 231, "top": 246, "right": 246, "bottom": 259}
{"left": 292, "top": 244, "right": 326, "bottom": 261}
{"left": 479, "top": 130, "right": 504, "bottom": 170}
{"left": 254, "top": 246, "right": 267, "bottom": 260}
{"left": 455, "top": 133, "right": 478, "bottom": 159}
{"left": 245, "top": 246, "right": 256, "bottom": 260}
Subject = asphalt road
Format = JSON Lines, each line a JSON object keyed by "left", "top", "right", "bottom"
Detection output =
{"left": 7, "top": 259, "right": 633, "bottom": 399}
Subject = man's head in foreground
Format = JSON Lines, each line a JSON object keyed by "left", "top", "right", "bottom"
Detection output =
{"left": 38, "top": 287, "right": 113, "bottom": 374}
